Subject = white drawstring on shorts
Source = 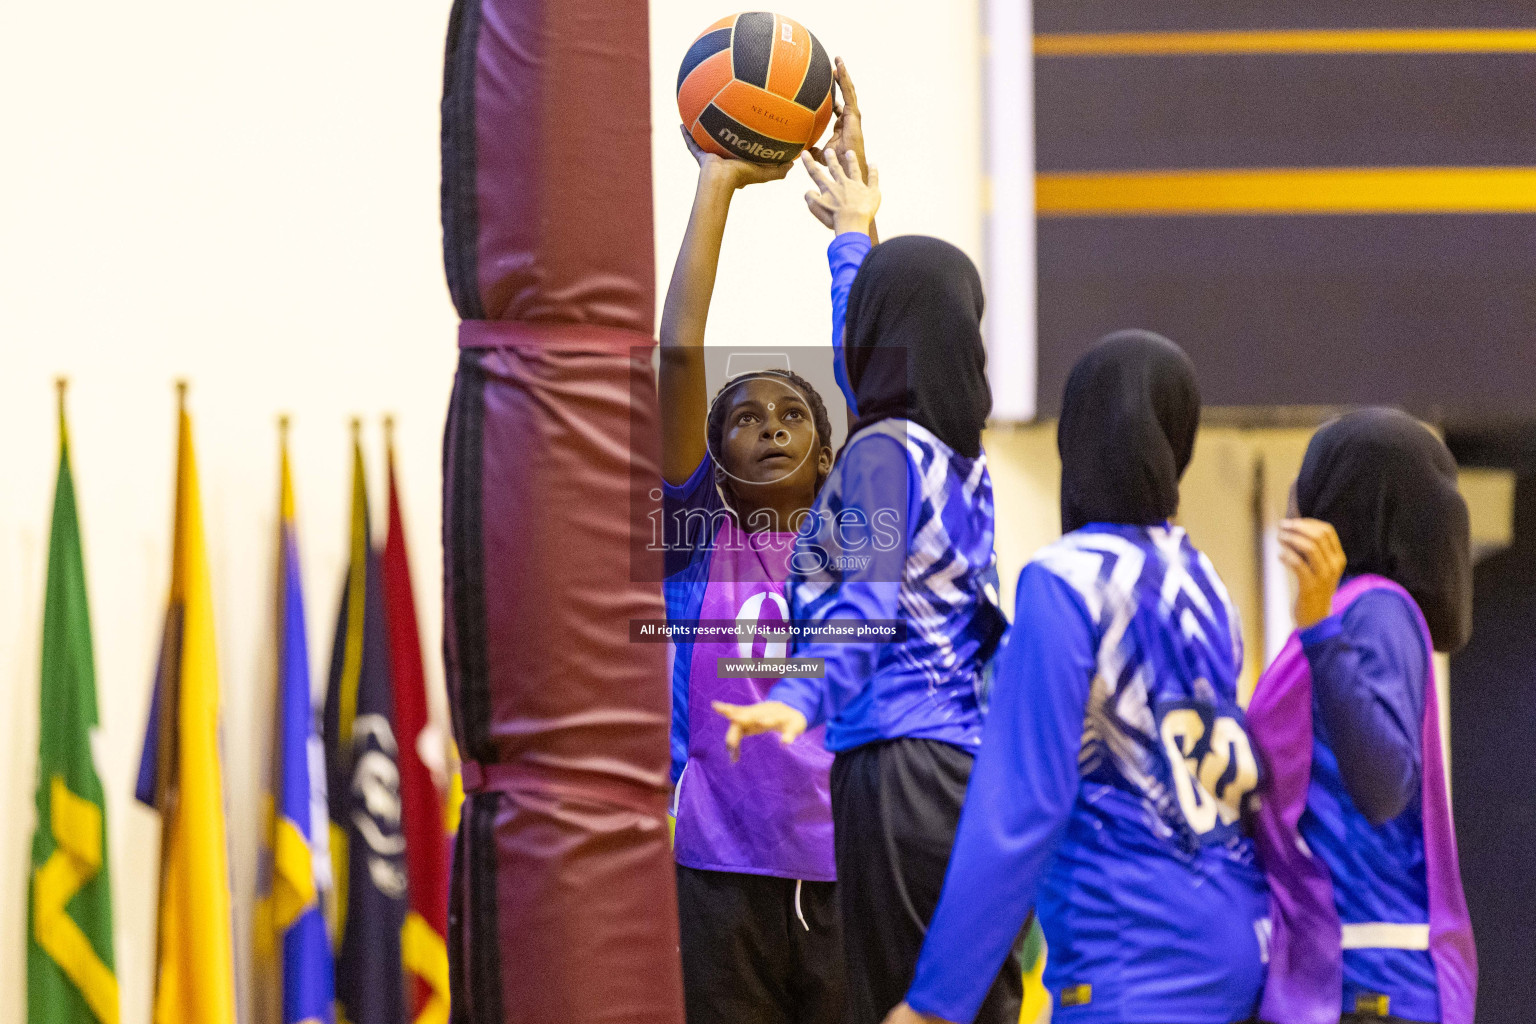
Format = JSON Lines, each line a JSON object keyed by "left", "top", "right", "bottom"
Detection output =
{"left": 794, "top": 879, "right": 809, "bottom": 931}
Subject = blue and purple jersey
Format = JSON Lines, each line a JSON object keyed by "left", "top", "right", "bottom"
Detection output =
{"left": 1300, "top": 585, "right": 1439, "bottom": 1020}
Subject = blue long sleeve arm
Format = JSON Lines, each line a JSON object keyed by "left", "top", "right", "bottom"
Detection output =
{"left": 663, "top": 455, "right": 720, "bottom": 783}
{"left": 768, "top": 433, "right": 911, "bottom": 728}
{"left": 828, "top": 231, "right": 872, "bottom": 414}
{"left": 1301, "top": 587, "right": 1427, "bottom": 827}
{"left": 905, "top": 564, "right": 1097, "bottom": 1023}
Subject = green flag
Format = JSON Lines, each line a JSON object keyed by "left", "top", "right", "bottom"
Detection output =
{"left": 28, "top": 385, "right": 119, "bottom": 1024}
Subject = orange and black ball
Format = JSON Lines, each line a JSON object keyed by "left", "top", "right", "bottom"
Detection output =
{"left": 677, "top": 12, "right": 834, "bottom": 164}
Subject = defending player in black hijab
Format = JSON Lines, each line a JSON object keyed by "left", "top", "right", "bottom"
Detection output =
{"left": 1262, "top": 407, "right": 1476, "bottom": 1023}
{"left": 1057, "top": 329, "right": 1200, "bottom": 533}
{"left": 1296, "top": 408, "right": 1473, "bottom": 653}
{"left": 842, "top": 234, "right": 991, "bottom": 460}
{"left": 891, "top": 329, "right": 1268, "bottom": 1024}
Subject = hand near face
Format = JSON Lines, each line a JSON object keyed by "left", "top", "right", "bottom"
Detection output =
{"left": 1278, "top": 517, "right": 1347, "bottom": 629}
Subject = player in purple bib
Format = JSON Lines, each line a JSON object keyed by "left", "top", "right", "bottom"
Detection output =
{"left": 1251, "top": 409, "right": 1477, "bottom": 1024}
{"left": 656, "top": 63, "right": 874, "bottom": 1024}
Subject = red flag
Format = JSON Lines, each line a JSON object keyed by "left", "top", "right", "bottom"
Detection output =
{"left": 381, "top": 425, "right": 450, "bottom": 1024}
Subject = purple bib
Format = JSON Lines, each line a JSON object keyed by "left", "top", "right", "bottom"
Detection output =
{"left": 1248, "top": 574, "right": 1476, "bottom": 1024}
{"left": 672, "top": 518, "right": 835, "bottom": 881}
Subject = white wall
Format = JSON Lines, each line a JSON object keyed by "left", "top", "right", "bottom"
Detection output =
{"left": 0, "top": 1, "right": 460, "bottom": 1021}
{"left": 0, "top": 3, "right": 993, "bottom": 1023}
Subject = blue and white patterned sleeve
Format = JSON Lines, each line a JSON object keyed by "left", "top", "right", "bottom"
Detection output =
{"left": 767, "top": 432, "right": 909, "bottom": 728}
{"left": 828, "top": 231, "right": 872, "bottom": 414}
{"left": 905, "top": 562, "right": 1097, "bottom": 1023}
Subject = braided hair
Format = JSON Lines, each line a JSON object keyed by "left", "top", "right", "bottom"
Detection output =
{"left": 706, "top": 368, "right": 834, "bottom": 491}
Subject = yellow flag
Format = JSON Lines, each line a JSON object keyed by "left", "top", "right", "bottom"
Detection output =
{"left": 137, "top": 387, "right": 237, "bottom": 1024}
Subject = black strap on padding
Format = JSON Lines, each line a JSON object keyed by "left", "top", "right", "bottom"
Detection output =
{"left": 440, "top": 0, "right": 485, "bottom": 320}
{"left": 444, "top": 352, "right": 491, "bottom": 764}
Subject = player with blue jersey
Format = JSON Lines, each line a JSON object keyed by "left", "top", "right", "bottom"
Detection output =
{"left": 715, "top": 151, "right": 1019, "bottom": 1024}
{"left": 885, "top": 332, "right": 1270, "bottom": 1024}
{"left": 1250, "top": 410, "right": 1476, "bottom": 1024}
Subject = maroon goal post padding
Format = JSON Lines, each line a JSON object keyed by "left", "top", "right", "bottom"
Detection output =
{"left": 439, "top": 1, "right": 684, "bottom": 1021}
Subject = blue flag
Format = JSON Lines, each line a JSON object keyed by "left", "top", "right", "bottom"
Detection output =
{"left": 256, "top": 427, "right": 336, "bottom": 1024}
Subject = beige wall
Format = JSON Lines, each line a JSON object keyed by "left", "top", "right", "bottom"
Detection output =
{"left": 0, "top": 2, "right": 461, "bottom": 1022}
{"left": 986, "top": 424, "right": 1309, "bottom": 697}
{"left": 990, "top": 423, "right": 1513, "bottom": 708}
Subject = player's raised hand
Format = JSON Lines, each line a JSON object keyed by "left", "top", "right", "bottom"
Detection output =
{"left": 713, "top": 700, "right": 808, "bottom": 761}
{"left": 802, "top": 148, "right": 880, "bottom": 234}
{"left": 809, "top": 57, "right": 868, "bottom": 182}
{"left": 681, "top": 124, "right": 793, "bottom": 188}
{"left": 1278, "top": 517, "right": 1347, "bottom": 629}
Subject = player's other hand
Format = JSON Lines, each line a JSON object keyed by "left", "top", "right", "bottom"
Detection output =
{"left": 682, "top": 124, "right": 792, "bottom": 188}
{"left": 880, "top": 1002, "right": 953, "bottom": 1024}
{"left": 1279, "top": 517, "right": 1347, "bottom": 629}
{"left": 802, "top": 149, "right": 880, "bottom": 234}
{"left": 809, "top": 57, "right": 868, "bottom": 182}
{"left": 713, "top": 700, "right": 808, "bottom": 761}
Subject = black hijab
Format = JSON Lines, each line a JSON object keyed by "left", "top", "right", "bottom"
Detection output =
{"left": 1058, "top": 330, "right": 1201, "bottom": 534}
{"left": 1296, "top": 408, "right": 1472, "bottom": 653}
{"left": 843, "top": 235, "right": 991, "bottom": 459}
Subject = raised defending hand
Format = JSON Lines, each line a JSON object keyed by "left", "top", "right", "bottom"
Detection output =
{"left": 712, "top": 700, "right": 809, "bottom": 761}
{"left": 809, "top": 57, "right": 869, "bottom": 183}
{"left": 680, "top": 123, "right": 793, "bottom": 188}
{"left": 802, "top": 148, "right": 881, "bottom": 234}
{"left": 1278, "top": 517, "right": 1347, "bottom": 629}
{"left": 880, "top": 1002, "right": 952, "bottom": 1024}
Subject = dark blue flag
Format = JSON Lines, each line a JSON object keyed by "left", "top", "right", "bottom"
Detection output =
{"left": 323, "top": 430, "right": 407, "bottom": 1024}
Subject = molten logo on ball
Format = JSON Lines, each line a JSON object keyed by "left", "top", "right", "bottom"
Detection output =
{"left": 717, "top": 128, "right": 790, "bottom": 162}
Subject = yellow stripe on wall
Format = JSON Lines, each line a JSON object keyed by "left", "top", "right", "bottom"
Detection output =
{"left": 1037, "top": 167, "right": 1536, "bottom": 217}
{"left": 1035, "top": 28, "right": 1536, "bottom": 58}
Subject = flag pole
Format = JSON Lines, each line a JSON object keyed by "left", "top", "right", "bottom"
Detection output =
{"left": 55, "top": 377, "right": 68, "bottom": 448}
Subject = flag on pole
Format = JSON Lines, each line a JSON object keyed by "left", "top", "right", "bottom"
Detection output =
{"left": 381, "top": 420, "right": 450, "bottom": 1024}
{"left": 325, "top": 423, "right": 408, "bottom": 1024}
{"left": 256, "top": 418, "right": 337, "bottom": 1024}
{"left": 28, "top": 380, "right": 120, "bottom": 1024}
{"left": 134, "top": 382, "right": 238, "bottom": 1024}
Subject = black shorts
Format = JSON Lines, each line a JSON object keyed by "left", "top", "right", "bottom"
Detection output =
{"left": 831, "top": 737, "right": 1024, "bottom": 1024}
{"left": 676, "top": 864, "right": 845, "bottom": 1024}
